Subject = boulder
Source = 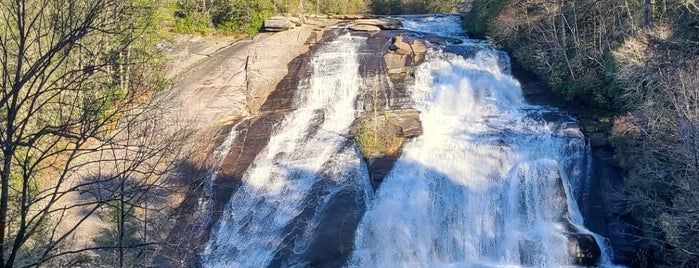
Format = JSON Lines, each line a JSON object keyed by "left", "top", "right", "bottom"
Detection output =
{"left": 384, "top": 53, "right": 409, "bottom": 74}
{"left": 391, "top": 35, "right": 413, "bottom": 55}
{"left": 288, "top": 16, "right": 304, "bottom": 26}
{"left": 264, "top": 16, "right": 294, "bottom": 32}
{"left": 386, "top": 110, "right": 423, "bottom": 138}
{"left": 349, "top": 24, "right": 381, "bottom": 32}
{"left": 355, "top": 18, "right": 402, "bottom": 30}
{"left": 385, "top": 35, "right": 428, "bottom": 73}
{"left": 566, "top": 233, "right": 602, "bottom": 266}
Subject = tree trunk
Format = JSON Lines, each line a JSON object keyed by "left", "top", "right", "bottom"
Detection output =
{"left": 645, "top": 0, "right": 653, "bottom": 27}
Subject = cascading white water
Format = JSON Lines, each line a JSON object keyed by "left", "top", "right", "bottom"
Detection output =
{"left": 349, "top": 15, "right": 612, "bottom": 267}
{"left": 195, "top": 120, "right": 247, "bottom": 227}
{"left": 201, "top": 33, "right": 370, "bottom": 267}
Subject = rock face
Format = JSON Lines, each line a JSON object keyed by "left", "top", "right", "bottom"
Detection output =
{"left": 386, "top": 109, "right": 422, "bottom": 138}
{"left": 247, "top": 28, "right": 325, "bottom": 114}
{"left": 154, "top": 24, "right": 339, "bottom": 267}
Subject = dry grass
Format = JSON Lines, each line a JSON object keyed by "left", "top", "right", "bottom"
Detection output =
{"left": 354, "top": 116, "right": 405, "bottom": 158}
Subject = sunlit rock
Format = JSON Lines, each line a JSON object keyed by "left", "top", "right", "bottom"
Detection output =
{"left": 349, "top": 24, "right": 381, "bottom": 32}
{"left": 354, "top": 18, "right": 402, "bottom": 30}
{"left": 264, "top": 16, "right": 294, "bottom": 32}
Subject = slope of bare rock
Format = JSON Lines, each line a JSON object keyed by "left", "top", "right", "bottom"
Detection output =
{"left": 154, "top": 23, "right": 341, "bottom": 267}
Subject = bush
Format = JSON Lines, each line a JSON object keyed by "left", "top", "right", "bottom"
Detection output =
{"left": 354, "top": 117, "right": 404, "bottom": 158}
{"left": 462, "top": 0, "right": 510, "bottom": 37}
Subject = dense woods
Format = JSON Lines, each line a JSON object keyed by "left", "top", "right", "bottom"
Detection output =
{"left": 464, "top": 0, "right": 699, "bottom": 265}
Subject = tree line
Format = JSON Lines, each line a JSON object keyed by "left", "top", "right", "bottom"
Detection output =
{"left": 464, "top": 0, "right": 699, "bottom": 266}
{"left": 170, "top": 0, "right": 464, "bottom": 35}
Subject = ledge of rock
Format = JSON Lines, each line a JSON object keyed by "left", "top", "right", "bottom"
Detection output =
{"left": 354, "top": 18, "right": 403, "bottom": 30}
{"left": 351, "top": 109, "right": 422, "bottom": 190}
{"left": 264, "top": 16, "right": 295, "bottom": 32}
{"left": 349, "top": 24, "right": 381, "bottom": 32}
{"left": 329, "top": 14, "right": 378, "bottom": 20}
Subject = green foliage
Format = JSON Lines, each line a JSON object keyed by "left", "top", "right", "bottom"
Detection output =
{"left": 356, "top": 121, "right": 382, "bottom": 157}
{"left": 462, "top": 0, "right": 510, "bottom": 36}
{"left": 211, "top": 0, "right": 274, "bottom": 36}
{"left": 355, "top": 117, "right": 404, "bottom": 158}
{"left": 370, "top": 0, "right": 457, "bottom": 14}
{"left": 318, "top": 0, "right": 367, "bottom": 14}
{"left": 174, "top": 12, "right": 211, "bottom": 35}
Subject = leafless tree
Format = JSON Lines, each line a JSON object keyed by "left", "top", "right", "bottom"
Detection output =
{"left": 0, "top": 1, "right": 185, "bottom": 267}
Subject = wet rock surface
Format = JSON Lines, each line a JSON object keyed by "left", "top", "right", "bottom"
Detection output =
{"left": 268, "top": 145, "right": 368, "bottom": 267}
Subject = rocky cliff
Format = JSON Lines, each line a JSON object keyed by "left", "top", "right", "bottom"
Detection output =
{"left": 153, "top": 16, "right": 437, "bottom": 267}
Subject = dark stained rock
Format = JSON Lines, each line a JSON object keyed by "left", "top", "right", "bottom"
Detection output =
{"left": 518, "top": 232, "right": 601, "bottom": 266}
{"left": 566, "top": 233, "right": 602, "bottom": 266}
{"left": 268, "top": 147, "right": 368, "bottom": 267}
{"left": 384, "top": 52, "right": 409, "bottom": 74}
{"left": 367, "top": 156, "right": 399, "bottom": 190}
{"left": 259, "top": 29, "right": 340, "bottom": 112}
{"left": 154, "top": 114, "right": 285, "bottom": 267}
{"left": 351, "top": 30, "right": 427, "bottom": 191}
{"left": 155, "top": 28, "right": 344, "bottom": 268}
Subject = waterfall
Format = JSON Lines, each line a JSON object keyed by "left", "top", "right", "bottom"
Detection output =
{"left": 198, "top": 15, "right": 617, "bottom": 268}
{"left": 195, "top": 119, "right": 248, "bottom": 227}
{"left": 201, "top": 33, "right": 371, "bottom": 267}
{"left": 348, "top": 15, "right": 613, "bottom": 267}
